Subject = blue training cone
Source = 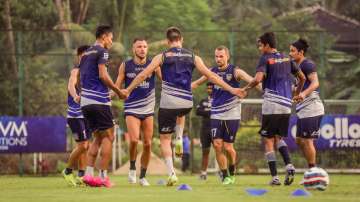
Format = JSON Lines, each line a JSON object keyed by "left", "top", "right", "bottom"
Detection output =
{"left": 157, "top": 179, "right": 166, "bottom": 185}
{"left": 177, "top": 184, "right": 192, "bottom": 191}
{"left": 291, "top": 189, "right": 311, "bottom": 197}
{"left": 245, "top": 188, "right": 268, "bottom": 196}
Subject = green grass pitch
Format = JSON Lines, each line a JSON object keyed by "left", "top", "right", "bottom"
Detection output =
{"left": 1, "top": 174, "right": 360, "bottom": 202}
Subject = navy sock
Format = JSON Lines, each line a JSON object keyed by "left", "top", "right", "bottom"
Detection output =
{"left": 265, "top": 151, "right": 277, "bottom": 177}
{"left": 228, "top": 164, "right": 235, "bottom": 176}
{"left": 221, "top": 169, "right": 229, "bottom": 180}
{"left": 268, "top": 161, "right": 277, "bottom": 176}
{"left": 65, "top": 168, "right": 73, "bottom": 175}
{"left": 139, "top": 167, "right": 147, "bottom": 179}
{"left": 130, "top": 160, "right": 136, "bottom": 170}
{"left": 308, "top": 163, "right": 315, "bottom": 168}
{"left": 78, "top": 170, "right": 85, "bottom": 177}
{"left": 278, "top": 146, "right": 291, "bottom": 165}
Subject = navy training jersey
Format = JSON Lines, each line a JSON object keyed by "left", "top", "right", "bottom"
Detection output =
{"left": 299, "top": 59, "right": 319, "bottom": 92}
{"left": 160, "top": 47, "right": 195, "bottom": 109}
{"left": 67, "top": 91, "right": 83, "bottom": 118}
{"left": 296, "top": 59, "right": 324, "bottom": 118}
{"left": 256, "top": 51, "right": 300, "bottom": 114}
{"left": 124, "top": 58, "right": 155, "bottom": 115}
{"left": 211, "top": 64, "right": 241, "bottom": 120}
{"left": 79, "top": 44, "right": 111, "bottom": 107}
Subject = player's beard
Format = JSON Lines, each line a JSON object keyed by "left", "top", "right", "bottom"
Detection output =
{"left": 135, "top": 53, "right": 146, "bottom": 60}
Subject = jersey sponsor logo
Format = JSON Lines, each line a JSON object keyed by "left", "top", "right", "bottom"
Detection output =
{"left": 139, "top": 81, "right": 150, "bottom": 88}
{"left": 135, "top": 67, "right": 144, "bottom": 71}
{"left": 165, "top": 52, "right": 192, "bottom": 58}
{"left": 126, "top": 73, "right": 137, "bottom": 78}
{"left": 268, "top": 57, "right": 290, "bottom": 65}
{"left": 83, "top": 50, "right": 97, "bottom": 56}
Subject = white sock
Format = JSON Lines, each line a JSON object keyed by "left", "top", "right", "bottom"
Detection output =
{"left": 165, "top": 157, "right": 175, "bottom": 176}
{"left": 201, "top": 171, "right": 207, "bottom": 175}
{"left": 85, "top": 166, "right": 94, "bottom": 176}
{"left": 99, "top": 170, "right": 107, "bottom": 179}
{"left": 175, "top": 125, "right": 184, "bottom": 140}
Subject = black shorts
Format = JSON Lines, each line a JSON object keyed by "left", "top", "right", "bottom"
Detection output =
{"left": 211, "top": 119, "right": 240, "bottom": 143}
{"left": 81, "top": 104, "right": 114, "bottom": 132}
{"left": 158, "top": 108, "right": 192, "bottom": 134}
{"left": 67, "top": 118, "right": 91, "bottom": 142}
{"left": 125, "top": 112, "right": 153, "bottom": 121}
{"left": 200, "top": 130, "right": 212, "bottom": 150}
{"left": 296, "top": 115, "right": 323, "bottom": 139}
{"left": 259, "top": 114, "right": 290, "bottom": 138}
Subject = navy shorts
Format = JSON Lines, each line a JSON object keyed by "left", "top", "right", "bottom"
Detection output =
{"left": 211, "top": 119, "right": 240, "bottom": 143}
{"left": 125, "top": 112, "right": 153, "bottom": 121}
{"left": 158, "top": 108, "right": 192, "bottom": 134}
{"left": 259, "top": 114, "right": 290, "bottom": 138}
{"left": 296, "top": 115, "right": 323, "bottom": 139}
{"left": 81, "top": 104, "right": 114, "bottom": 132}
{"left": 67, "top": 118, "right": 91, "bottom": 142}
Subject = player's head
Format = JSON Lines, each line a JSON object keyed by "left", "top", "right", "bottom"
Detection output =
{"left": 289, "top": 38, "right": 309, "bottom": 61}
{"left": 75, "top": 45, "right": 90, "bottom": 64}
{"left": 215, "top": 45, "right": 230, "bottom": 67}
{"left": 95, "top": 25, "right": 113, "bottom": 49}
{"left": 77, "top": 45, "right": 89, "bottom": 56}
{"left": 166, "top": 26, "right": 183, "bottom": 45}
{"left": 132, "top": 37, "right": 148, "bottom": 60}
{"left": 257, "top": 32, "right": 276, "bottom": 53}
{"left": 206, "top": 82, "right": 213, "bottom": 95}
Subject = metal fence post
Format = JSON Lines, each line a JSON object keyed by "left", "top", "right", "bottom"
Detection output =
{"left": 16, "top": 31, "right": 24, "bottom": 176}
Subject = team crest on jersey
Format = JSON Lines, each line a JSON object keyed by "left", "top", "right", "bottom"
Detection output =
{"left": 226, "top": 74, "right": 232, "bottom": 81}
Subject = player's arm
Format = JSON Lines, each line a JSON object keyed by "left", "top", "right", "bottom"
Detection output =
{"left": 194, "top": 56, "right": 246, "bottom": 98}
{"left": 98, "top": 64, "right": 123, "bottom": 97}
{"left": 68, "top": 68, "right": 80, "bottom": 103}
{"left": 125, "top": 54, "right": 162, "bottom": 93}
{"left": 234, "top": 67, "right": 262, "bottom": 92}
{"left": 292, "top": 70, "right": 306, "bottom": 103}
{"left": 155, "top": 66, "right": 162, "bottom": 81}
{"left": 115, "top": 62, "right": 125, "bottom": 89}
{"left": 191, "top": 76, "right": 207, "bottom": 90}
{"left": 242, "top": 72, "right": 264, "bottom": 92}
{"left": 302, "top": 72, "right": 319, "bottom": 97}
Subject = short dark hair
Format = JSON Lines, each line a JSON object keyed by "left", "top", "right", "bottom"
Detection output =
{"left": 133, "top": 37, "right": 147, "bottom": 44}
{"left": 258, "top": 32, "right": 276, "bottom": 48}
{"left": 292, "top": 38, "right": 309, "bottom": 54}
{"left": 77, "top": 45, "right": 90, "bottom": 55}
{"left": 166, "top": 26, "right": 182, "bottom": 42}
{"left": 215, "top": 45, "right": 230, "bottom": 57}
{"left": 95, "top": 25, "right": 112, "bottom": 39}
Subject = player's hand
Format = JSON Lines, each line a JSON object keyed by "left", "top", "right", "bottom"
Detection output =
{"left": 293, "top": 92, "right": 305, "bottom": 103}
{"left": 191, "top": 82, "right": 198, "bottom": 90}
{"left": 231, "top": 88, "right": 247, "bottom": 99}
{"left": 109, "top": 90, "right": 116, "bottom": 99}
{"left": 74, "top": 95, "right": 81, "bottom": 104}
{"left": 117, "top": 88, "right": 129, "bottom": 99}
